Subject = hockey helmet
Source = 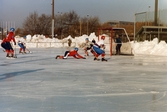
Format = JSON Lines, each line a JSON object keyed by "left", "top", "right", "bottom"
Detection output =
{"left": 101, "top": 36, "right": 105, "bottom": 40}
{"left": 74, "top": 47, "right": 79, "bottom": 51}
{"left": 10, "top": 28, "right": 15, "bottom": 32}
{"left": 85, "top": 38, "right": 89, "bottom": 41}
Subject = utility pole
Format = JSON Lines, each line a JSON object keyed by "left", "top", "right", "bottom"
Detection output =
{"left": 87, "top": 15, "right": 89, "bottom": 35}
{"left": 80, "top": 20, "right": 82, "bottom": 36}
{"left": 51, "top": 0, "right": 54, "bottom": 38}
{"left": 154, "top": 0, "right": 158, "bottom": 26}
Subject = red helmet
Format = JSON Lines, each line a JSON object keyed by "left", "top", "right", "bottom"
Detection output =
{"left": 101, "top": 36, "right": 105, "bottom": 40}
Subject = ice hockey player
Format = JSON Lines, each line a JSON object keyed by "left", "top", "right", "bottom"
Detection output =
{"left": 1, "top": 28, "right": 16, "bottom": 58}
{"left": 18, "top": 36, "right": 32, "bottom": 54}
{"left": 83, "top": 38, "right": 92, "bottom": 56}
{"left": 97, "top": 36, "right": 105, "bottom": 50}
{"left": 55, "top": 47, "right": 86, "bottom": 59}
{"left": 18, "top": 37, "right": 26, "bottom": 54}
{"left": 91, "top": 38, "right": 107, "bottom": 61}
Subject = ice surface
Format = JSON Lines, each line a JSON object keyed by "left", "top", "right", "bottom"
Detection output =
{"left": 0, "top": 48, "right": 167, "bottom": 112}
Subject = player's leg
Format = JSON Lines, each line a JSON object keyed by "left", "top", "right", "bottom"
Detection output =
{"left": 55, "top": 55, "right": 64, "bottom": 59}
{"left": 63, "top": 51, "right": 69, "bottom": 59}
{"left": 1, "top": 43, "right": 8, "bottom": 52}
{"left": 84, "top": 47, "right": 90, "bottom": 56}
{"left": 7, "top": 42, "right": 15, "bottom": 57}
{"left": 92, "top": 47, "right": 100, "bottom": 60}
{"left": 1, "top": 43, "right": 10, "bottom": 58}
{"left": 18, "top": 43, "right": 23, "bottom": 53}
{"left": 22, "top": 44, "right": 26, "bottom": 53}
{"left": 55, "top": 51, "right": 69, "bottom": 59}
{"left": 101, "top": 53, "right": 107, "bottom": 61}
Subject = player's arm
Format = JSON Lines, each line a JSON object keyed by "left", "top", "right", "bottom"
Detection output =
{"left": 11, "top": 33, "right": 16, "bottom": 45}
{"left": 73, "top": 55, "right": 79, "bottom": 59}
{"left": 75, "top": 53, "right": 86, "bottom": 59}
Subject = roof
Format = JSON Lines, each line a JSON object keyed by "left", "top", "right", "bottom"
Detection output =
{"left": 136, "top": 26, "right": 167, "bottom": 36}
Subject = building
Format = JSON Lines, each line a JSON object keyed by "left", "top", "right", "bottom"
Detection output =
{"left": 135, "top": 26, "right": 167, "bottom": 42}
{"left": 107, "top": 21, "right": 134, "bottom": 40}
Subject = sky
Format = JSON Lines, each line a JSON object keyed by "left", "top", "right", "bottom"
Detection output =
{"left": 0, "top": 0, "right": 167, "bottom": 28}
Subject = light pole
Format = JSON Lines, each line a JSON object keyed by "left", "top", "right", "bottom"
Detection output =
{"left": 134, "top": 13, "right": 136, "bottom": 42}
{"left": 154, "top": 0, "right": 158, "bottom": 26}
{"left": 51, "top": 0, "right": 54, "bottom": 38}
{"left": 148, "top": 6, "right": 151, "bottom": 26}
{"left": 87, "top": 15, "right": 89, "bottom": 35}
{"left": 80, "top": 20, "right": 82, "bottom": 36}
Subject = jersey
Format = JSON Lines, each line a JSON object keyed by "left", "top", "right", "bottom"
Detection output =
{"left": 97, "top": 40, "right": 104, "bottom": 46}
{"left": 2, "top": 32, "right": 16, "bottom": 43}
{"left": 18, "top": 38, "right": 26, "bottom": 46}
{"left": 68, "top": 50, "right": 84, "bottom": 59}
{"left": 85, "top": 41, "right": 92, "bottom": 48}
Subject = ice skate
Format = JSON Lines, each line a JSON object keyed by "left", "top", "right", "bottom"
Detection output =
{"left": 10, "top": 54, "right": 17, "bottom": 59}
{"left": 6, "top": 56, "right": 11, "bottom": 59}
{"left": 101, "top": 58, "right": 107, "bottom": 62}
{"left": 10, "top": 56, "right": 17, "bottom": 59}
{"left": 19, "top": 51, "right": 23, "bottom": 54}
{"left": 55, "top": 55, "right": 60, "bottom": 59}
{"left": 94, "top": 57, "right": 100, "bottom": 61}
{"left": 6, "top": 54, "right": 11, "bottom": 59}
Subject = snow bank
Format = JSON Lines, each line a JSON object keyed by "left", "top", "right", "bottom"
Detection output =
{"left": 132, "top": 38, "right": 167, "bottom": 56}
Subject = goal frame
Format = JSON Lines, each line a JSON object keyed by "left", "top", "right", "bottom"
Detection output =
{"left": 98, "top": 27, "right": 113, "bottom": 56}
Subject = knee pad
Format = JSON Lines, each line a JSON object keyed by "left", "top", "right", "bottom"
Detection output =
{"left": 6, "top": 50, "right": 10, "bottom": 53}
{"left": 10, "top": 50, "right": 14, "bottom": 54}
{"left": 102, "top": 53, "right": 105, "bottom": 57}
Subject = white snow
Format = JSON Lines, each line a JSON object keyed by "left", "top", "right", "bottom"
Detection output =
{"left": 132, "top": 38, "right": 167, "bottom": 56}
{"left": 1, "top": 33, "right": 167, "bottom": 56}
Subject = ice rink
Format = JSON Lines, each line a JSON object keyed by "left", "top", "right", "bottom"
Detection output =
{"left": 0, "top": 48, "right": 167, "bottom": 112}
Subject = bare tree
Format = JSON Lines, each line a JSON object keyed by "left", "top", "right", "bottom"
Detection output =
{"left": 54, "top": 11, "right": 80, "bottom": 38}
{"left": 22, "top": 11, "right": 101, "bottom": 38}
{"left": 22, "top": 12, "right": 51, "bottom": 36}
{"left": 88, "top": 16, "right": 101, "bottom": 35}
{"left": 81, "top": 16, "right": 101, "bottom": 35}
{"left": 37, "top": 14, "right": 51, "bottom": 35}
{"left": 23, "top": 12, "right": 38, "bottom": 35}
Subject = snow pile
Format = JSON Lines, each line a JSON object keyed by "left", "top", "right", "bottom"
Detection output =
{"left": 132, "top": 38, "right": 167, "bottom": 56}
{"left": 18, "top": 33, "right": 99, "bottom": 48}
{"left": 74, "top": 33, "right": 98, "bottom": 47}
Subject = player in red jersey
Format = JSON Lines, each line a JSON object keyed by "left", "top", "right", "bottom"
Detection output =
{"left": 1, "top": 28, "right": 16, "bottom": 58}
{"left": 55, "top": 47, "right": 86, "bottom": 59}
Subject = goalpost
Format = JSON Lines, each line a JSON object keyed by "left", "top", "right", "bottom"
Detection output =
{"left": 98, "top": 27, "right": 113, "bottom": 56}
{"left": 98, "top": 27, "right": 133, "bottom": 56}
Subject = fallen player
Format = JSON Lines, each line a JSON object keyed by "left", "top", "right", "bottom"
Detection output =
{"left": 55, "top": 47, "right": 86, "bottom": 59}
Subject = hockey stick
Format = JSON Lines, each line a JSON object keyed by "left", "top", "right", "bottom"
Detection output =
{"left": 14, "top": 44, "right": 17, "bottom": 58}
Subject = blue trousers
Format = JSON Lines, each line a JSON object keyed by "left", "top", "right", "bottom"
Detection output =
{"left": 1, "top": 42, "right": 13, "bottom": 51}
{"left": 18, "top": 43, "right": 25, "bottom": 50}
{"left": 93, "top": 46, "right": 105, "bottom": 55}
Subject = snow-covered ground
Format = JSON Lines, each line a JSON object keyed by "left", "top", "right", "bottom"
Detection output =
{"left": 0, "top": 48, "right": 167, "bottom": 112}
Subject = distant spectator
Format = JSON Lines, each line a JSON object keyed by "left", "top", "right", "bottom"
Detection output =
{"left": 115, "top": 34, "right": 122, "bottom": 55}
{"left": 68, "top": 38, "right": 72, "bottom": 47}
